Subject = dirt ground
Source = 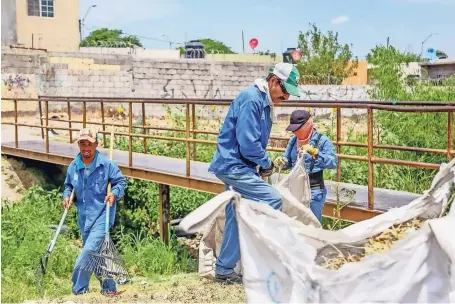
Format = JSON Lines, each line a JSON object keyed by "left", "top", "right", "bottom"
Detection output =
{"left": 26, "top": 274, "right": 246, "bottom": 303}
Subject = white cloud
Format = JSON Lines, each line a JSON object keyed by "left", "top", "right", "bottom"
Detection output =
{"left": 79, "top": 0, "right": 181, "bottom": 25}
{"left": 331, "top": 15, "right": 349, "bottom": 25}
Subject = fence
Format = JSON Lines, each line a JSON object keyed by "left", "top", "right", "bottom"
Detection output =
{"left": 2, "top": 96, "right": 455, "bottom": 213}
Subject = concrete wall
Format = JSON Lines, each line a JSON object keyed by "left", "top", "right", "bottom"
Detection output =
{"left": 79, "top": 47, "right": 181, "bottom": 59}
{"left": 1, "top": 48, "right": 370, "bottom": 118}
{"left": 206, "top": 53, "right": 283, "bottom": 63}
{"left": 342, "top": 60, "right": 368, "bottom": 85}
{"left": 421, "top": 63, "right": 455, "bottom": 79}
{"left": 15, "top": 0, "right": 80, "bottom": 51}
{"left": 1, "top": 0, "right": 18, "bottom": 46}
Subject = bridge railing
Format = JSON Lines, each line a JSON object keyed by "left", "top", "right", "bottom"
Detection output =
{"left": 2, "top": 96, "right": 455, "bottom": 213}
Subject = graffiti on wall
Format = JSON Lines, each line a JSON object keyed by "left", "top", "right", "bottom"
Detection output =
{"left": 161, "top": 79, "right": 222, "bottom": 99}
{"left": 1, "top": 74, "right": 38, "bottom": 98}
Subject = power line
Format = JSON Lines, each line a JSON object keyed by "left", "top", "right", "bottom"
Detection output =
{"left": 83, "top": 24, "right": 185, "bottom": 46}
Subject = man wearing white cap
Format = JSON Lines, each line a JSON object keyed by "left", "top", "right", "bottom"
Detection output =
{"left": 208, "top": 62, "right": 301, "bottom": 284}
{"left": 62, "top": 127, "right": 126, "bottom": 296}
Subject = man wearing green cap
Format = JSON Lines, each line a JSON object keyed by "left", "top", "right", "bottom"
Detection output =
{"left": 208, "top": 62, "right": 301, "bottom": 284}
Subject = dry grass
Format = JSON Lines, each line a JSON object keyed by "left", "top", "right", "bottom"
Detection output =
{"left": 322, "top": 218, "right": 425, "bottom": 270}
{"left": 26, "top": 273, "right": 245, "bottom": 303}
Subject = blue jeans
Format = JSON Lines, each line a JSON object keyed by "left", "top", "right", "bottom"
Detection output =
{"left": 72, "top": 212, "right": 116, "bottom": 295}
{"left": 310, "top": 187, "right": 327, "bottom": 223}
{"left": 215, "top": 172, "right": 282, "bottom": 276}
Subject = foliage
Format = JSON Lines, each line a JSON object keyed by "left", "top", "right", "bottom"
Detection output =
{"left": 358, "top": 44, "right": 455, "bottom": 193}
{"left": 80, "top": 28, "right": 143, "bottom": 48}
{"left": 116, "top": 229, "right": 196, "bottom": 277}
{"left": 199, "top": 38, "right": 235, "bottom": 54}
{"left": 1, "top": 187, "right": 79, "bottom": 302}
{"left": 177, "top": 38, "right": 235, "bottom": 55}
{"left": 296, "top": 23, "right": 358, "bottom": 83}
{"left": 436, "top": 50, "right": 448, "bottom": 59}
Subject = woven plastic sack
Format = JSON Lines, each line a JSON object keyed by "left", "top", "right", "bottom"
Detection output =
{"left": 197, "top": 154, "right": 320, "bottom": 279}
{"left": 180, "top": 158, "right": 455, "bottom": 303}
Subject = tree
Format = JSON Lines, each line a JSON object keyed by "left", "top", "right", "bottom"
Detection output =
{"left": 436, "top": 50, "right": 448, "bottom": 59}
{"left": 296, "top": 23, "right": 358, "bottom": 83}
{"left": 80, "top": 28, "right": 143, "bottom": 48}
{"left": 199, "top": 39, "right": 235, "bottom": 54}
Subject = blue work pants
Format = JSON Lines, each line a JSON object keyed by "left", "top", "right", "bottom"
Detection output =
{"left": 215, "top": 172, "right": 282, "bottom": 276}
{"left": 310, "top": 187, "right": 328, "bottom": 223}
{"left": 71, "top": 212, "right": 116, "bottom": 295}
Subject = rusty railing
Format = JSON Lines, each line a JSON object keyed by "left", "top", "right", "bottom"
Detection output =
{"left": 2, "top": 97, "right": 455, "bottom": 215}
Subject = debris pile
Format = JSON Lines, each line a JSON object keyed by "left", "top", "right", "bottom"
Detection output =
{"left": 322, "top": 218, "right": 425, "bottom": 270}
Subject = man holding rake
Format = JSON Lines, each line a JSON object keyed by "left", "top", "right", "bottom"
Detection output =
{"left": 62, "top": 127, "right": 126, "bottom": 296}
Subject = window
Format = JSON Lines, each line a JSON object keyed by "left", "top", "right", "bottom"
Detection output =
{"left": 28, "top": 0, "right": 40, "bottom": 16}
{"left": 41, "top": 0, "right": 54, "bottom": 17}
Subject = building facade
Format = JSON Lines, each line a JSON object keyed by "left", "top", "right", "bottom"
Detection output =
{"left": 1, "top": 0, "right": 80, "bottom": 51}
{"left": 419, "top": 59, "right": 455, "bottom": 79}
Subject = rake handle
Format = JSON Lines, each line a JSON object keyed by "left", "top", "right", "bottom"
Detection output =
{"left": 105, "top": 125, "right": 115, "bottom": 235}
{"left": 48, "top": 189, "right": 75, "bottom": 253}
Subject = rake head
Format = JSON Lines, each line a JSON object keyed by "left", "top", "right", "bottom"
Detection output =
{"left": 79, "top": 235, "right": 129, "bottom": 280}
{"left": 35, "top": 252, "right": 50, "bottom": 297}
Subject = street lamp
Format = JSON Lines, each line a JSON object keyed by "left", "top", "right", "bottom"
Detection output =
{"left": 79, "top": 5, "right": 97, "bottom": 41}
{"left": 420, "top": 33, "right": 437, "bottom": 57}
{"left": 162, "top": 35, "right": 172, "bottom": 49}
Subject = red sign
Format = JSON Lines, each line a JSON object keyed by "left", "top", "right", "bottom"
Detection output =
{"left": 249, "top": 38, "right": 258, "bottom": 50}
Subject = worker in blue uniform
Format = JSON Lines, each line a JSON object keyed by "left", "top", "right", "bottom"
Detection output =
{"left": 274, "top": 110, "right": 338, "bottom": 222}
{"left": 208, "top": 62, "right": 301, "bottom": 284}
{"left": 62, "top": 127, "right": 126, "bottom": 296}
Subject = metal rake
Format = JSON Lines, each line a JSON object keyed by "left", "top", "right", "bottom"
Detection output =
{"left": 35, "top": 188, "right": 75, "bottom": 296}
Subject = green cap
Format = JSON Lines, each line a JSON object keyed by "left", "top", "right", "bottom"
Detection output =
{"left": 268, "top": 62, "right": 301, "bottom": 97}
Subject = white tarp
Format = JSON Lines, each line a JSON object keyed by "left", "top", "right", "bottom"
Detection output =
{"left": 180, "top": 158, "right": 455, "bottom": 303}
{"left": 196, "top": 154, "right": 320, "bottom": 279}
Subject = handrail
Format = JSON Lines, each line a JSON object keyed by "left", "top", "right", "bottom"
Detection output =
{"left": 2, "top": 96, "right": 454, "bottom": 214}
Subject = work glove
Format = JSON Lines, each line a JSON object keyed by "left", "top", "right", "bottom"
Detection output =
{"left": 259, "top": 162, "right": 274, "bottom": 177}
{"left": 300, "top": 144, "right": 319, "bottom": 158}
{"left": 274, "top": 156, "right": 288, "bottom": 169}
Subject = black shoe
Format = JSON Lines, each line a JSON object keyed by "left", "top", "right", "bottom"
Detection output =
{"left": 215, "top": 272, "right": 243, "bottom": 285}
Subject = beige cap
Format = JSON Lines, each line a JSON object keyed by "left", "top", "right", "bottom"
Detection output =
{"left": 77, "top": 127, "right": 99, "bottom": 143}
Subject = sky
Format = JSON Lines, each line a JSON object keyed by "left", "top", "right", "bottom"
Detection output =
{"left": 79, "top": 0, "right": 455, "bottom": 59}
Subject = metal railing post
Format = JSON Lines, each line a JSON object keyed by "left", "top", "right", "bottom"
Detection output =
{"left": 159, "top": 183, "right": 171, "bottom": 245}
{"left": 336, "top": 107, "right": 342, "bottom": 182}
{"left": 142, "top": 102, "right": 147, "bottom": 154}
{"left": 45, "top": 100, "right": 49, "bottom": 153}
{"left": 38, "top": 98, "right": 44, "bottom": 139}
{"left": 82, "top": 101, "right": 87, "bottom": 128}
{"left": 129, "top": 101, "right": 133, "bottom": 167}
{"left": 367, "top": 108, "right": 374, "bottom": 210}
{"left": 14, "top": 100, "right": 18, "bottom": 148}
{"left": 67, "top": 101, "right": 73, "bottom": 143}
{"left": 101, "top": 102, "right": 106, "bottom": 147}
{"left": 448, "top": 109, "right": 453, "bottom": 161}
{"left": 192, "top": 104, "right": 197, "bottom": 161}
{"left": 186, "top": 103, "right": 191, "bottom": 176}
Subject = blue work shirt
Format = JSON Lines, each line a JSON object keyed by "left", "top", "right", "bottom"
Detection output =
{"left": 282, "top": 129, "right": 338, "bottom": 173}
{"left": 209, "top": 84, "right": 272, "bottom": 175}
{"left": 63, "top": 150, "right": 127, "bottom": 233}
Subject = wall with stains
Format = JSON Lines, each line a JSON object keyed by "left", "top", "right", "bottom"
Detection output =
{"left": 1, "top": 47, "right": 370, "bottom": 118}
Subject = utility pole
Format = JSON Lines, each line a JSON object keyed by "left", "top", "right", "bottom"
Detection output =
{"left": 386, "top": 37, "right": 389, "bottom": 49}
{"left": 80, "top": 4, "right": 97, "bottom": 41}
{"left": 420, "top": 33, "right": 437, "bottom": 56}
{"left": 242, "top": 30, "right": 245, "bottom": 53}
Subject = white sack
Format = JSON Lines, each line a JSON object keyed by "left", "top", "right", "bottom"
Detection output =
{"left": 180, "top": 158, "right": 455, "bottom": 303}
{"left": 181, "top": 154, "right": 320, "bottom": 279}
